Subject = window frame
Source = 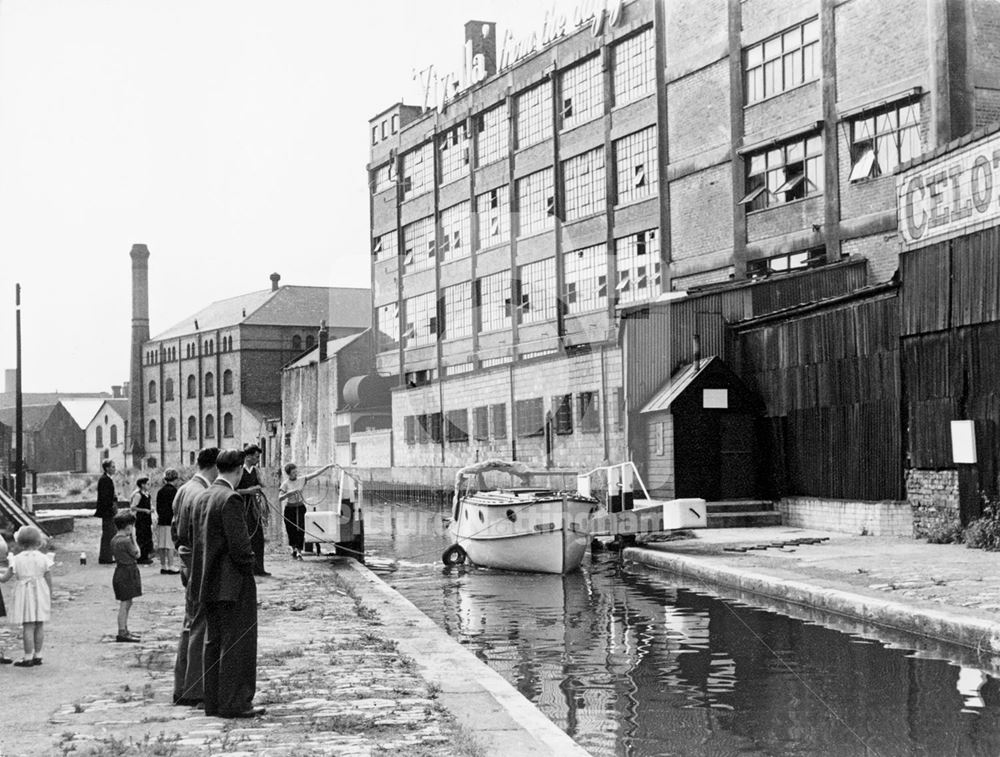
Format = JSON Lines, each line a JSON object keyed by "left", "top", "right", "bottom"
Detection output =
{"left": 740, "top": 132, "right": 824, "bottom": 212}
{"left": 744, "top": 18, "right": 820, "bottom": 105}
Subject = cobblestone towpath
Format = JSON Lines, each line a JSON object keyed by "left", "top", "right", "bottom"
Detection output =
{"left": 0, "top": 518, "right": 484, "bottom": 757}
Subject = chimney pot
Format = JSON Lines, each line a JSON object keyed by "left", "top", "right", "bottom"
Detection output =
{"left": 318, "top": 320, "right": 330, "bottom": 362}
{"left": 112, "top": 385, "right": 122, "bottom": 399}
{"left": 270, "top": 272, "right": 281, "bottom": 291}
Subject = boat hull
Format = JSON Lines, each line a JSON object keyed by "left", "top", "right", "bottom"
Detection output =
{"left": 448, "top": 495, "right": 594, "bottom": 574}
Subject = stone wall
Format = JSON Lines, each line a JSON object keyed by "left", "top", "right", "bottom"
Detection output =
{"left": 906, "top": 468, "right": 960, "bottom": 537}
{"left": 779, "top": 497, "right": 913, "bottom": 536}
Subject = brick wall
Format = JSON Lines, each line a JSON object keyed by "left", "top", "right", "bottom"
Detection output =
{"left": 744, "top": 83, "right": 821, "bottom": 140}
{"left": 670, "top": 163, "right": 733, "bottom": 262}
{"left": 668, "top": 61, "right": 731, "bottom": 162}
{"left": 840, "top": 233, "right": 900, "bottom": 284}
{"left": 835, "top": 0, "right": 929, "bottom": 105}
{"left": 672, "top": 266, "right": 735, "bottom": 290}
{"left": 906, "top": 468, "right": 960, "bottom": 537}
{"left": 974, "top": 88, "right": 1000, "bottom": 129}
{"left": 391, "top": 348, "right": 626, "bottom": 475}
{"left": 746, "top": 196, "right": 824, "bottom": 242}
{"left": 665, "top": 0, "right": 728, "bottom": 74}
{"left": 778, "top": 496, "right": 913, "bottom": 536}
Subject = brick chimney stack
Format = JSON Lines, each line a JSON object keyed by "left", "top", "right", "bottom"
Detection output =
{"left": 318, "top": 320, "right": 329, "bottom": 362}
{"left": 129, "top": 244, "right": 150, "bottom": 466}
{"left": 270, "top": 272, "right": 281, "bottom": 291}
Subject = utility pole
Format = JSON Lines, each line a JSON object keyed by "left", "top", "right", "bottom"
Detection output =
{"left": 15, "top": 283, "right": 23, "bottom": 504}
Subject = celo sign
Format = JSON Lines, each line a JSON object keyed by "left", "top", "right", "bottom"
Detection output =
{"left": 897, "top": 130, "right": 1000, "bottom": 248}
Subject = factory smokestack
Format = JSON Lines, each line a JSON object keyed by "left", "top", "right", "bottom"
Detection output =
{"left": 129, "top": 244, "right": 150, "bottom": 467}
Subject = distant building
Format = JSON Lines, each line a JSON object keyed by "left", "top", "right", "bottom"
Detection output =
{"left": 134, "top": 269, "right": 372, "bottom": 469}
{"left": 85, "top": 399, "right": 130, "bottom": 473}
{"left": 0, "top": 403, "right": 85, "bottom": 473}
{"left": 0, "top": 369, "right": 117, "bottom": 409}
{"left": 281, "top": 328, "right": 393, "bottom": 470}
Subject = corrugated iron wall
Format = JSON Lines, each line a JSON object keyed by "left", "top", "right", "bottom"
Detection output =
{"left": 901, "top": 227, "right": 1000, "bottom": 489}
{"left": 736, "top": 292, "right": 902, "bottom": 500}
{"left": 623, "top": 260, "right": 868, "bottom": 411}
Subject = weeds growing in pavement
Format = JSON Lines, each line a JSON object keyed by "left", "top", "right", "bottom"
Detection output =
{"left": 964, "top": 505, "right": 1000, "bottom": 550}
{"left": 925, "top": 520, "right": 964, "bottom": 544}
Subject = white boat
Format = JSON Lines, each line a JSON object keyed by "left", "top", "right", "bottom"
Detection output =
{"left": 444, "top": 460, "right": 599, "bottom": 574}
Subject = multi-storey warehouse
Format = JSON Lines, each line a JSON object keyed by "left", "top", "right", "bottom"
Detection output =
{"left": 366, "top": 0, "right": 1000, "bottom": 517}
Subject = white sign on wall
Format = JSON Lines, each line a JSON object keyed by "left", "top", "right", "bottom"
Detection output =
{"left": 950, "top": 419, "right": 977, "bottom": 464}
{"left": 703, "top": 389, "right": 729, "bottom": 409}
{"left": 897, "top": 130, "right": 1000, "bottom": 249}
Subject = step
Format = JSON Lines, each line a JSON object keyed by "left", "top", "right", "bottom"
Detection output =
{"left": 706, "top": 511, "right": 783, "bottom": 528}
{"left": 706, "top": 500, "right": 774, "bottom": 514}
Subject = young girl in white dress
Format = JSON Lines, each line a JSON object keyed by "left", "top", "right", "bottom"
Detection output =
{"left": 0, "top": 525, "right": 53, "bottom": 667}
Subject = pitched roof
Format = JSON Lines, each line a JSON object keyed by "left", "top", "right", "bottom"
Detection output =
{"left": 639, "top": 357, "right": 719, "bottom": 414}
{"left": 151, "top": 286, "right": 372, "bottom": 341}
{"left": 0, "top": 403, "right": 60, "bottom": 431}
{"left": 59, "top": 399, "right": 108, "bottom": 429}
{"left": 285, "top": 330, "right": 367, "bottom": 370}
{"left": 84, "top": 399, "right": 130, "bottom": 428}
{"left": 0, "top": 390, "right": 111, "bottom": 409}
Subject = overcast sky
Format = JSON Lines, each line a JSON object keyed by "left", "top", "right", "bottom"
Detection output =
{"left": 0, "top": 0, "right": 568, "bottom": 393}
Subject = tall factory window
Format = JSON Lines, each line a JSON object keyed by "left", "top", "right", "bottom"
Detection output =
{"left": 477, "top": 269, "right": 512, "bottom": 333}
{"left": 476, "top": 185, "right": 510, "bottom": 248}
{"left": 223, "top": 413, "right": 234, "bottom": 438}
{"left": 148, "top": 420, "right": 157, "bottom": 442}
{"left": 515, "top": 398, "right": 544, "bottom": 437}
{"left": 372, "top": 230, "right": 398, "bottom": 263}
{"left": 491, "top": 403, "right": 507, "bottom": 439}
{"left": 442, "top": 282, "right": 472, "bottom": 340}
{"left": 516, "top": 169, "right": 555, "bottom": 236}
{"left": 516, "top": 258, "right": 556, "bottom": 324}
{"left": 563, "top": 244, "right": 608, "bottom": 314}
{"left": 95, "top": 426, "right": 103, "bottom": 448}
{"left": 205, "top": 414, "right": 215, "bottom": 438}
{"left": 401, "top": 142, "right": 434, "bottom": 200}
{"left": 402, "top": 216, "right": 436, "bottom": 272}
{"left": 553, "top": 394, "right": 573, "bottom": 435}
{"left": 292, "top": 335, "right": 302, "bottom": 352}
{"left": 516, "top": 81, "right": 553, "bottom": 149}
{"left": 473, "top": 406, "right": 489, "bottom": 441}
{"left": 615, "top": 229, "right": 661, "bottom": 305}
{"left": 439, "top": 202, "right": 471, "bottom": 262}
{"left": 612, "top": 29, "right": 655, "bottom": 106}
{"left": 148, "top": 380, "right": 157, "bottom": 404}
{"left": 305, "top": 335, "right": 315, "bottom": 350}
{"left": 187, "top": 374, "right": 196, "bottom": 398}
{"left": 745, "top": 18, "right": 819, "bottom": 104}
{"left": 165, "top": 378, "right": 174, "bottom": 401}
{"left": 562, "top": 147, "right": 605, "bottom": 221}
{"left": 204, "top": 372, "right": 215, "bottom": 396}
{"left": 560, "top": 55, "right": 604, "bottom": 130}
{"left": 372, "top": 161, "right": 396, "bottom": 194}
{"left": 477, "top": 103, "right": 509, "bottom": 166}
{"left": 376, "top": 303, "right": 399, "bottom": 351}
{"left": 446, "top": 409, "right": 469, "bottom": 443}
{"left": 438, "top": 123, "right": 470, "bottom": 184}
{"left": 110, "top": 424, "right": 118, "bottom": 446}
{"left": 167, "top": 417, "right": 177, "bottom": 442}
{"left": 578, "top": 391, "right": 600, "bottom": 432}
{"left": 402, "top": 291, "right": 438, "bottom": 348}
{"left": 403, "top": 415, "right": 416, "bottom": 445}
{"left": 740, "top": 132, "right": 823, "bottom": 211}
{"left": 614, "top": 127, "right": 658, "bottom": 205}
{"left": 187, "top": 416, "right": 197, "bottom": 440}
{"left": 849, "top": 100, "right": 921, "bottom": 181}
{"left": 223, "top": 370, "right": 234, "bottom": 395}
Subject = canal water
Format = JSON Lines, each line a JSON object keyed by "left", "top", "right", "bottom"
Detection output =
{"left": 361, "top": 499, "right": 1000, "bottom": 757}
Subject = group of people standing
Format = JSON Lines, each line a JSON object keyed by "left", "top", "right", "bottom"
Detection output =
{"left": 94, "top": 444, "right": 270, "bottom": 718}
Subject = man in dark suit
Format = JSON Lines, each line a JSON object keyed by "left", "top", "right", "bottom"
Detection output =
{"left": 236, "top": 444, "right": 268, "bottom": 576}
{"left": 189, "top": 448, "right": 263, "bottom": 719}
{"left": 171, "top": 446, "right": 219, "bottom": 707}
{"left": 94, "top": 459, "right": 118, "bottom": 564}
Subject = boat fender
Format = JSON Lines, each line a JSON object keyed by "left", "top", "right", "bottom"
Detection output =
{"left": 441, "top": 544, "right": 467, "bottom": 566}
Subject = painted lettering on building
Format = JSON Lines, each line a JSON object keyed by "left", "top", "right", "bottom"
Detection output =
{"left": 498, "top": 0, "right": 625, "bottom": 71}
{"left": 897, "top": 131, "right": 1000, "bottom": 248}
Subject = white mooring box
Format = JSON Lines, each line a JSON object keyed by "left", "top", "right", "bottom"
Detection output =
{"left": 304, "top": 511, "right": 341, "bottom": 544}
{"left": 662, "top": 498, "right": 707, "bottom": 530}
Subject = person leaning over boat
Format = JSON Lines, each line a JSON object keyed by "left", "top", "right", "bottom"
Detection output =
{"left": 278, "top": 462, "right": 334, "bottom": 560}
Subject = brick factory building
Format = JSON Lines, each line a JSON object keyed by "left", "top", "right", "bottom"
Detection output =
{"left": 131, "top": 251, "right": 371, "bottom": 470}
{"left": 367, "top": 0, "right": 1000, "bottom": 496}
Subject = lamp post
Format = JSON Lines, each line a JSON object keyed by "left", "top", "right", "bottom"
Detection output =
{"left": 14, "top": 283, "right": 23, "bottom": 504}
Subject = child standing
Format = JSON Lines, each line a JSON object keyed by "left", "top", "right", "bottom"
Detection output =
{"left": 129, "top": 477, "right": 155, "bottom": 565}
{"left": 0, "top": 525, "right": 54, "bottom": 667}
{"left": 111, "top": 511, "right": 142, "bottom": 642}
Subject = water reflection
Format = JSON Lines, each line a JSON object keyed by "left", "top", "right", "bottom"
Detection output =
{"left": 365, "top": 499, "right": 1000, "bottom": 756}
